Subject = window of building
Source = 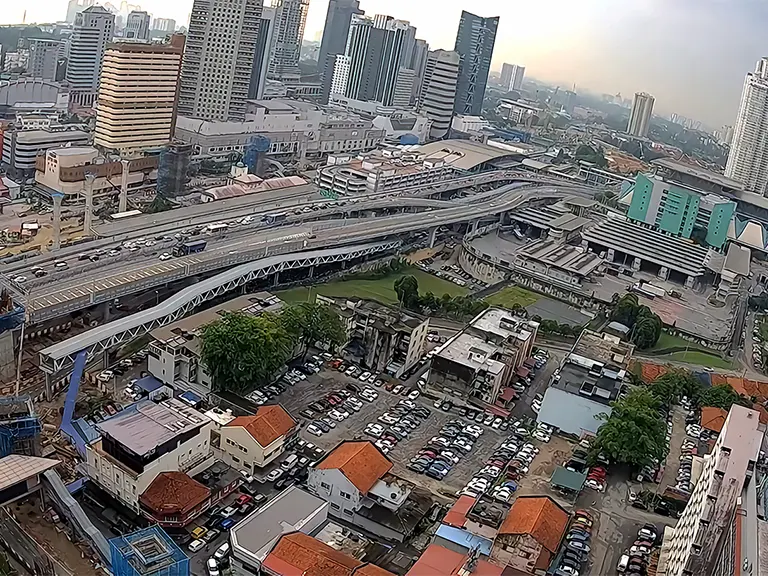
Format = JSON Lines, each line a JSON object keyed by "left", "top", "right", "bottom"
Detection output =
{"left": 343, "top": 508, "right": 353, "bottom": 516}
{"left": 339, "top": 491, "right": 351, "bottom": 500}
{"left": 331, "top": 502, "right": 340, "bottom": 511}
{"left": 232, "top": 455, "right": 240, "bottom": 463}
{"left": 321, "top": 482, "right": 331, "bottom": 491}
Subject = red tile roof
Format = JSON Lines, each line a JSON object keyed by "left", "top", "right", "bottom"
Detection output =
{"left": 139, "top": 472, "right": 210, "bottom": 515}
{"left": 316, "top": 441, "right": 392, "bottom": 494}
{"left": 405, "top": 544, "right": 503, "bottom": 576}
{"left": 498, "top": 496, "right": 569, "bottom": 554}
{"left": 701, "top": 407, "right": 728, "bottom": 433}
{"left": 262, "top": 533, "right": 362, "bottom": 576}
{"left": 229, "top": 404, "right": 296, "bottom": 447}
{"left": 352, "top": 564, "right": 397, "bottom": 576}
{"left": 443, "top": 495, "right": 476, "bottom": 528}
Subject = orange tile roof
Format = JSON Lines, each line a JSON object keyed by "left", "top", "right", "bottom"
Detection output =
{"left": 139, "top": 472, "right": 210, "bottom": 515}
{"left": 262, "top": 533, "right": 362, "bottom": 576}
{"left": 229, "top": 404, "right": 296, "bottom": 447}
{"left": 316, "top": 441, "right": 392, "bottom": 494}
{"left": 498, "top": 496, "right": 569, "bottom": 554}
{"left": 710, "top": 373, "right": 728, "bottom": 387}
{"left": 352, "top": 564, "right": 397, "bottom": 576}
{"left": 700, "top": 407, "right": 728, "bottom": 433}
{"left": 638, "top": 362, "right": 668, "bottom": 383}
{"left": 405, "top": 544, "right": 503, "bottom": 576}
{"left": 443, "top": 495, "right": 476, "bottom": 528}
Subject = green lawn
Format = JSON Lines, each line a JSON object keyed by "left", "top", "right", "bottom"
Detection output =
{"left": 655, "top": 351, "right": 732, "bottom": 370}
{"left": 484, "top": 286, "right": 540, "bottom": 309}
{"left": 652, "top": 332, "right": 720, "bottom": 354}
{"left": 277, "top": 268, "right": 468, "bottom": 306}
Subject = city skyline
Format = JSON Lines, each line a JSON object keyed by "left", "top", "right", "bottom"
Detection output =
{"left": 3, "top": 0, "right": 768, "bottom": 126}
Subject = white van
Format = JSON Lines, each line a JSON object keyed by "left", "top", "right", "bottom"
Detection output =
{"left": 188, "top": 539, "right": 205, "bottom": 552}
{"left": 617, "top": 554, "right": 630, "bottom": 572}
{"left": 214, "top": 542, "right": 230, "bottom": 561}
{"left": 281, "top": 454, "right": 298, "bottom": 470}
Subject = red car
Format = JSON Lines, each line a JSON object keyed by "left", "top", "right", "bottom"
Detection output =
{"left": 236, "top": 494, "right": 253, "bottom": 507}
{"left": 327, "top": 396, "right": 341, "bottom": 406}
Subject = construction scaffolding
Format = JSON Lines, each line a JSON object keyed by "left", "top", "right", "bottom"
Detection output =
{"left": 244, "top": 135, "right": 270, "bottom": 176}
{"left": 0, "top": 396, "right": 41, "bottom": 457}
{"left": 110, "top": 527, "right": 189, "bottom": 576}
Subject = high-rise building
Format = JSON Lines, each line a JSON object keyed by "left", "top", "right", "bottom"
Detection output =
{"left": 726, "top": 58, "right": 768, "bottom": 195}
{"left": 27, "top": 39, "right": 62, "bottom": 80}
{"left": 626, "top": 92, "right": 655, "bottom": 137}
{"left": 417, "top": 49, "right": 460, "bottom": 140}
{"left": 94, "top": 35, "right": 185, "bottom": 153}
{"left": 333, "top": 14, "right": 416, "bottom": 107}
{"left": 330, "top": 54, "right": 351, "bottom": 97}
{"left": 65, "top": 0, "right": 95, "bottom": 23}
{"left": 124, "top": 10, "right": 151, "bottom": 40}
{"left": 66, "top": 6, "right": 115, "bottom": 107}
{"left": 178, "top": 0, "right": 262, "bottom": 122}
{"left": 318, "top": 0, "right": 362, "bottom": 77}
{"left": 409, "top": 38, "right": 429, "bottom": 105}
{"left": 267, "top": 0, "right": 310, "bottom": 82}
{"left": 393, "top": 68, "right": 415, "bottom": 108}
{"left": 249, "top": 6, "right": 276, "bottom": 100}
{"left": 453, "top": 10, "right": 498, "bottom": 115}
{"left": 500, "top": 63, "right": 525, "bottom": 92}
{"left": 658, "top": 405, "right": 762, "bottom": 576}
{"left": 151, "top": 17, "right": 177, "bottom": 33}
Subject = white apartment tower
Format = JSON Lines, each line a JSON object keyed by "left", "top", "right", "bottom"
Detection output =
{"left": 66, "top": 6, "right": 115, "bottom": 107}
{"left": 626, "top": 92, "right": 655, "bottom": 137}
{"left": 417, "top": 49, "right": 460, "bottom": 140}
{"left": 124, "top": 11, "right": 151, "bottom": 40}
{"left": 659, "top": 405, "right": 763, "bottom": 576}
{"left": 95, "top": 36, "right": 185, "bottom": 153}
{"left": 178, "top": 0, "right": 262, "bottom": 122}
{"left": 500, "top": 63, "right": 525, "bottom": 92}
{"left": 267, "top": 0, "right": 310, "bottom": 82}
{"left": 726, "top": 58, "right": 768, "bottom": 195}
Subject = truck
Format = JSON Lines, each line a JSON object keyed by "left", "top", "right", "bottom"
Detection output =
{"left": 173, "top": 239, "right": 207, "bottom": 257}
{"left": 639, "top": 282, "right": 666, "bottom": 298}
{"left": 631, "top": 283, "right": 656, "bottom": 299}
{"left": 263, "top": 212, "right": 287, "bottom": 225}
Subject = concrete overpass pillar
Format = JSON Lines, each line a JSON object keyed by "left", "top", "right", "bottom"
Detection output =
{"left": 102, "top": 301, "right": 111, "bottom": 323}
{"left": 632, "top": 257, "right": 641, "bottom": 271}
{"left": 658, "top": 266, "right": 670, "bottom": 281}
{"left": 273, "top": 271, "right": 279, "bottom": 287}
{"left": 308, "top": 265, "right": 315, "bottom": 279}
{"left": 119, "top": 159, "right": 130, "bottom": 213}
{"left": 102, "top": 349, "right": 110, "bottom": 369}
{"left": 45, "top": 372, "right": 53, "bottom": 401}
{"left": 429, "top": 227, "right": 438, "bottom": 249}
{"left": 685, "top": 276, "right": 695, "bottom": 289}
{"left": 51, "top": 192, "right": 64, "bottom": 252}
{"left": 606, "top": 248, "right": 615, "bottom": 261}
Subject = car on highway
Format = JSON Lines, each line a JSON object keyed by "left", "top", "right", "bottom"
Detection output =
{"left": 159, "top": 253, "right": 172, "bottom": 261}
{"left": 54, "top": 260, "right": 68, "bottom": 269}
{"left": 12, "top": 275, "right": 26, "bottom": 283}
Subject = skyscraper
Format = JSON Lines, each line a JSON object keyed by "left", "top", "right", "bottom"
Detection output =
{"left": 178, "top": 0, "right": 262, "bottom": 121}
{"left": 65, "top": 0, "right": 95, "bottom": 23}
{"left": 318, "top": 0, "right": 362, "bottom": 75}
{"left": 94, "top": 35, "right": 185, "bottom": 153}
{"left": 626, "top": 92, "right": 655, "bottom": 137}
{"left": 27, "top": 39, "right": 62, "bottom": 80}
{"left": 267, "top": 0, "right": 310, "bottom": 82}
{"left": 726, "top": 58, "right": 768, "bottom": 195}
{"left": 418, "top": 49, "right": 460, "bottom": 140}
{"left": 249, "top": 6, "right": 276, "bottom": 99}
{"left": 151, "top": 18, "right": 177, "bottom": 34}
{"left": 66, "top": 6, "right": 115, "bottom": 107}
{"left": 453, "top": 10, "right": 498, "bottom": 115}
{"left": 373, "top": 18, "right": 416, "bottom": 106}
{"left": 124, "top": 10, "right": 151, "bottom": 40}
{"left": 409, "top": 38, "right": 429, "bottom": 105}
{"left": 500, "top": 63, "right": 524, "bottom": 92}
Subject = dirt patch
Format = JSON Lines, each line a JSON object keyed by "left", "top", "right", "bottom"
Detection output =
{"left": 13, "top": 502, "right": 101, "bottom": 575}
{"left": 516, "top": 436, "right": 575, "bottom": 497}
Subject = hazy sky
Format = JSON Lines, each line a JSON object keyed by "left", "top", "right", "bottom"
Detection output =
{"left": 4, "top": 0, "right": 767, "bottom": 127}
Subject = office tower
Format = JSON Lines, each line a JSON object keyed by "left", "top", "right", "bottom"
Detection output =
{"left": 453, "top": 10, "right": 498, "bottom": 115}
{"left": 152, "top": 18, "right": 177, "bottom": 33}
{"left": 373, "top": 18, "right": 416, "bottom": 106}
{"left": 249, "top": 6, "right": 276, "bottom": 99}
{"left": 626, "top": 92, "right": 655, "bottom": 137}
{"left": 418, "top": 49, "right": 460, "bottom": 140}
{"left": 65, "top": 0, "right": 95, "bottom": 23}
{"left": 318, "top": 0, "right": 362, "bottom": 75}
{"left": 341, "top": 15, "right": 384, "bottom": 102}
{"left": 179, "top": 0, "right": 262, "bottom": 122}
{"left": 124, "top": 11, "right": 151, "bottom": 40}
{"left": 726, "top": 58, "right": 768, "bottom": 194}
{"left": 330, "top": 54, "right": 351, "bottom": 97}
{"left": 66, "top": 6, "right": 115, "bottom": 107}
{"left": 659, "top": 405, "right": 762, "bottom": 576}
{"left": 267, "top": 0, "right": 310, "bottom": 82}
{"left": 27, "top": 39, "right": 62, "bottom": 80}
{"left": 393, "top": 68, "right": 415, "bottom": 108}
{"left": 409, "top": 38, "right": 429, "bottom": 104}
{"left": 500, "top": 63, "right": 525, "bottom": 91}
{"left": 94, "top": 35, "right": 185, "bottom": 153}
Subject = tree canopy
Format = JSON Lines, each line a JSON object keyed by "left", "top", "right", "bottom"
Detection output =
{"left": 199, "top": 312, "right": 294, "bottom": 393}
{"left": 393, "top": 275, "right": 488, "bottom": 319}
{"left": 698, "top": 384, "right": 752, "bottom": 411}
{"left": 280, "top": 302, "right": 346, "bottom": 358}
{"left": 394, "top": 275, "right": 421, "bottom": 310}
{"left": 610, "top": 293, "right": 663, "bottom": 349}
{"left": 649, "top": 369, "right": 701, "bottom": 408}
{"left": 589, "top": 388, "right": 668, "bottom": 468}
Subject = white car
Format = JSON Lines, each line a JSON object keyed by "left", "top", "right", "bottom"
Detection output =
{"left": 359, "top": 371, "right": 372, "bottom": 381}
{"left": 159, "top": 253, "right": 172, "bottom": 261}
{"left": 307, "top": 424, "right": 324, "bottom": 436}
{"left": 407, "top": 390, "right": 420, "bottom": 401}
{"left": 328, "top": 410, "right": 345, "bottom": 422}
{"left": 108, "top": 249, "right": 120, "bottom": 257}
{"left": 12, "top": 276, "right": 27, "bottom": 283}
{"left": 97, "top": 370, "right": 114, "bottom": 382}
{"left": 465, "top": 425, "right": 484, "bottom": 436}
{"left": 492, "top": 417, "right": 503, "bottom": 429}
{"left": 207, "top": 559, "right": 220, "bottom": 576}
{"left": 345, "top": 366, "right": 358, "bottom": 376}
{"left": 54, "top": 260, "right": 68, "bottom": 269}
{"left": 533, "top": 430, "right": 551, "bottom": 442}
{"left": 265, "top": 469, "right": 284, "bottom": 482}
